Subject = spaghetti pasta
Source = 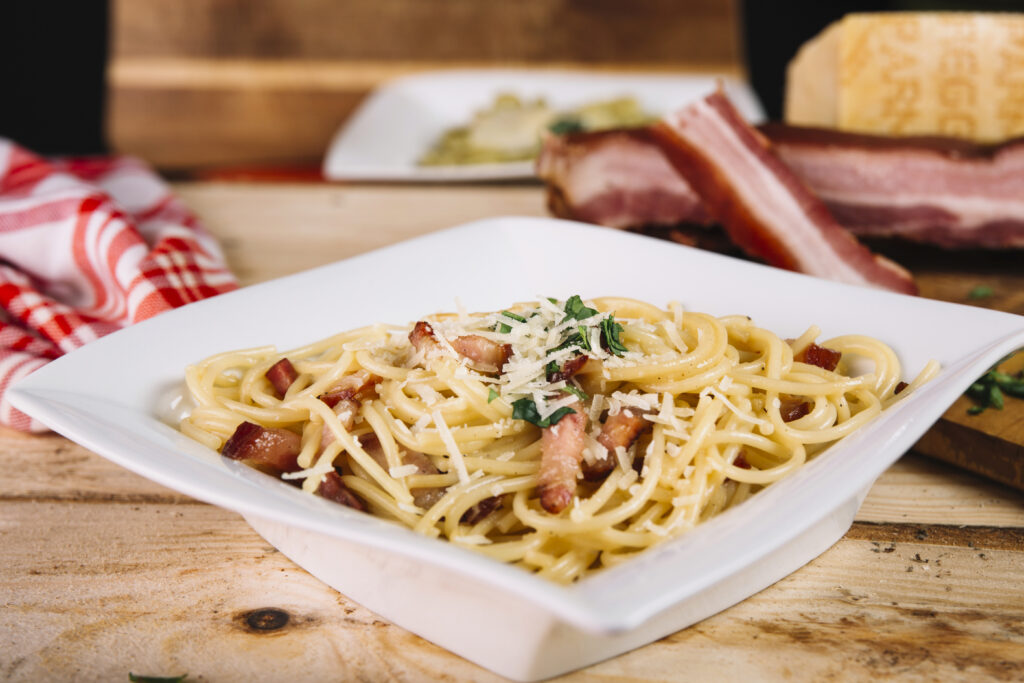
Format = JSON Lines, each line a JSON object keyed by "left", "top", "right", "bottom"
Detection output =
{"left": 180, "top": 296, "right": 937, "bottom": 583}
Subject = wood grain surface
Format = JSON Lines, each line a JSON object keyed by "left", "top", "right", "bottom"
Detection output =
{"left": 4, "top": 183, "right": 1024, "bottom": 682}
{"left": 107, "top": 0, "right": 741, "bottom": 167}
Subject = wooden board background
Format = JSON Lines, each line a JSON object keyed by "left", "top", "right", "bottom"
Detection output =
{"left": 107, "top": 0, "right": 742, "bottom": 168}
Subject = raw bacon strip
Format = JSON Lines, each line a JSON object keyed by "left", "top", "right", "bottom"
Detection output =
{"left": 265, "top": 358, "right": 299, "bottom": 398}
{"left": 222, "top": 421, "right": 302, "bottom": 474}
{"left": 537, "top": 128, "right": 711, "bottom": 229}
{"left": 584, "top": 408, "right": 650, "bottom": 481}
{"left": 649, "top": 92, "right": 917, "bottom": 294}
{"left": 763, "top": 123, "right": 1024, "bottom": 249}
{"left": 539, "top": 123, "right": 1024, "bottom": 250}
{"left": 537, "top": 403, "right": 586, "bottom": 514}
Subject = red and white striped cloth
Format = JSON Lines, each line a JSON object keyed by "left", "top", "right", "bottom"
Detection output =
{"left": 0, "top": 139, "right": 238, "bottom": 432}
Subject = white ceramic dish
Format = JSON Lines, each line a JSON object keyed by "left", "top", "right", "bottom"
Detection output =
{"left": 322, "top": 69, "right": 765, "bottom": 182}
{"left": 11, "top": 217, "right": 1024, "bottom": 681}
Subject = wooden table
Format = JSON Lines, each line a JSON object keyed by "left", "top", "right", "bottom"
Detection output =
{"left": 5, "top": 182, "right": 1024, "bottom": 681}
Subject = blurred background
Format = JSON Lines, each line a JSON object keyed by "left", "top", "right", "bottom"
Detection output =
{"left": 2, "top": 0, "right": 1020, "bottom": 171}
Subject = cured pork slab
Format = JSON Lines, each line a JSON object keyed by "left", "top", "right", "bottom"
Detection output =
{"left": 648, "top": 91, "right": 917, "bottom": 294}
{"left": 765, "top": 124, "right": 1024, "bottom": 249}
{"left": 537, "top": 123, "right": 1024, "bottom": 250}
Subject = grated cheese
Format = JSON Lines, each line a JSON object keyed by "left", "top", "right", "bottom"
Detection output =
{"left": 433, "top": 408, "right": 469, "bottom": 484}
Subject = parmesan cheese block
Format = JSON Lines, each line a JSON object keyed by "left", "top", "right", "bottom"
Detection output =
{"left": 785, "top": 12, "right": 1024, "bottom": 142}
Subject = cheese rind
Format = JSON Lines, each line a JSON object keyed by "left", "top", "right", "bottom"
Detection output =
{"left": 785, "top": 12, "right": 1024, "bottom": 142}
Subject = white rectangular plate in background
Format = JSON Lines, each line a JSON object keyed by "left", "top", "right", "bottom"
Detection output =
{"left": 322, "top": 69, "right": 765, "bottom": 182}
{"left": 11, "top": 217, "right": 1024, "bottom": 681}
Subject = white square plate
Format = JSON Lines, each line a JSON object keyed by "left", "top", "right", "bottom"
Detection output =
{"left": 11, "top": 217, "right": 1024, "bottom": 681}
{"left": 322, "top": 69, "right": 765, "bottom": 181}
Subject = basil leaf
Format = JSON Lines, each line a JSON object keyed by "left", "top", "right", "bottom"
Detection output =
{"left": 562, "top": 295, "right": 598, "bottom": 322}
{"left": 601, "top": 316, "right": 628, "bottom": 356}
{"left": 511, "top": 398, "right": 575, "bottom": 428}
{"left": 487, "top": 388, "right": 499, "bottom": 403}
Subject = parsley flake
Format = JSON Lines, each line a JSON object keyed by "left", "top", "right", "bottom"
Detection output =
{"left": 487, "top": 388, "right": 499, "bottom": 403}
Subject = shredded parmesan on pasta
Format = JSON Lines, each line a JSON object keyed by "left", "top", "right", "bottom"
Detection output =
{"left": 180, "top": 295, "right": 936, "bottom": 583}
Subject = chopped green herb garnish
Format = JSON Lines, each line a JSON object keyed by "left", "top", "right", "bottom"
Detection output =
{"left": 502, "top": 310, "right": 527, "bottom": 323}
{"left": 497, "top": 322, "right": 512, "bottom": 334}
{"left": 562, "top": 295, "right": 599, "bottom": 322}
{"left": 511, "top": 397, "right": 575, "bottom": 428}
{"left": 968, "top": 285, "right": 994, "bottom": 300}
{"left": 563, "top": 385, "right": 589, "bottom": 401}
{"left": 545, "top": 360, "right": 560, "bottom": 377}
{"left": 129, "top": 675, "right": 188, "bottom": 683}
{"left": 487, "top": 388, "right": 499, "bottom": 403}
{"left": 965, "top": 354, "right": 1024, "bottom": 414}
{"left": 548, "top": 118, "right": 585, "bottom": 135}
{"left": 600, "top": 316, "right": 628, "bottom": 356}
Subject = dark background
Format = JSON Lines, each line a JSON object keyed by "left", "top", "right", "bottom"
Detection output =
{"left": 2, "top": 0, "right": 1022, "bottom": 158}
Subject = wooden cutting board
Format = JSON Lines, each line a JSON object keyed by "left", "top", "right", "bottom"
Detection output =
{"left": 915, "top": 350, "right": 1024, "bottom": 492}
{"left": 909, "top": 256, "right": 1024, "bottom": 492}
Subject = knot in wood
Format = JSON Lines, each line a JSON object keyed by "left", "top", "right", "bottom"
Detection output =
{"left": 242, "top": 607, "right": 290, "bottom": 632}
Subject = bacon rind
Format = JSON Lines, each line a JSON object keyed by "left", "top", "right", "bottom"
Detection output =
{"left": 649, "top": 92, "right": 917, "bottom": 294}
{"left": 794, "top": 342, "right": 841, "bottom": 371}
{"left": 265, "top": 358, "right": 298, "bottom": 398}
{"left": 460, "top": 495, "right": 503, "bottom": 525}
{"left": 450, "top": 334, "right": 513, "bottom": 373}
{"left": 584, "top": 408, "right": 650, "bottom": 480}
{"left": 537, "top": 404, "right": 586, "bottom": 514}
{"left": 222, "top": 421, "right": 302, "bottom": 474}
{"left": 319, "top": 370, "right": 381, "bottom": 408}
{"left": 546, "top": 354, "right": 588, "bottom": 383}
{"left": 316, "top": 471, "right": 366, "bottom": 511}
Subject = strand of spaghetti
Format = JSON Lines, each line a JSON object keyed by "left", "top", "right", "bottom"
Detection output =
{"left": 300, "top": 396, "right": 414, "bottom": 505}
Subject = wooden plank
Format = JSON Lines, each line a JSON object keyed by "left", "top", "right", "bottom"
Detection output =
{"left": 108, "top": 0, "right": 742, "bottom": 167}
{"left": 172, "top": 182, "right": 548, "bottom": 285}
{"left": 4, "top": 500, "right": 1022, "bottom": 681}
{"left": 107, "top": 59, "right": 742, "bottom": 168}
{"left": 111, "top": 0, "right": 739, "bottom": 64}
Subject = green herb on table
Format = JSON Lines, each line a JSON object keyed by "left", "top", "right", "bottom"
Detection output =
{"left": 968, "top": 285, "right": 995, "bottom": 300}
{"left": 966, "top": 357, "right": 1024, "bottom": 415}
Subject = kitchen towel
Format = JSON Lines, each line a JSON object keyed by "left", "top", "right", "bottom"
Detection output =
{"left": 0, "top": 139, "right": 237, "bottom": 432}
